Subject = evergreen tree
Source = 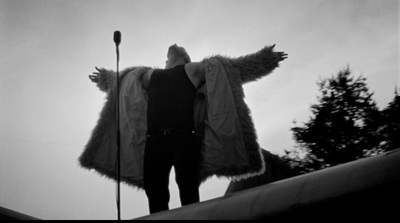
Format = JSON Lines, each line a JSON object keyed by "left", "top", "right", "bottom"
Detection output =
{"left": 379, "top": 88, "right": 400, "bottom": 151}
{"left": 283, "top": 67, "right": 381, "bottom": 172}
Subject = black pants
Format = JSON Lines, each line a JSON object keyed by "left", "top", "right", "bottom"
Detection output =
{"left": 143, "top": 129, "right": 201, "bottom": 214}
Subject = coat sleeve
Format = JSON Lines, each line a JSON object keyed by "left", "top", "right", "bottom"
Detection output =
{"left": 95, "top": 68, "right": 116, "bottom": 92}
{"left": 229, "top": 45, "right": 287, "bottom": 84}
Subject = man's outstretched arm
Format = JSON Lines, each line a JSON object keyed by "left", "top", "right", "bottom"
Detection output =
{"left": 229, "top": 44, "right": 287, "bottom": 84}
{"left": 89, "top": 66, "right": 116, "bottom": 92}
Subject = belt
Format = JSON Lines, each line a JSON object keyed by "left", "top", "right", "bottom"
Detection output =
{"left": 146, "top": 128, "right": 196, "bottom": 138}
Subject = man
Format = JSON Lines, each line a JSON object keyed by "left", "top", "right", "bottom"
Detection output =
{"left": 139, "top": 44, "right": 206, "bottom": 213}
{"left": 81, "top": 43, "right": 287, "bottom": 214}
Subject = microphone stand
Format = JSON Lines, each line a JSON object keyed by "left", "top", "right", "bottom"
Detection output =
{"left": 114, "top": 31, "right": 121, "bottom": 221}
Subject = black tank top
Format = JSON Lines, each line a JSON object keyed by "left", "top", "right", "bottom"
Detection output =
{"left": 147, "top": 65, "right": 196, "bottom": 132}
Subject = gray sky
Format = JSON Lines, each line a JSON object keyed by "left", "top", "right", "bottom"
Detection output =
{"left": 0, "top": 0, "right": 398, "bottom": 220}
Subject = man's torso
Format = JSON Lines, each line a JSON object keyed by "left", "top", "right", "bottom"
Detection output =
{"left": 147, "top": 65, "right": 196, "bottom": 132}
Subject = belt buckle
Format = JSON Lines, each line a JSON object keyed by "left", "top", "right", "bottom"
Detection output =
{"left": 162, "top": 128, "right": 172, "bottom": 136}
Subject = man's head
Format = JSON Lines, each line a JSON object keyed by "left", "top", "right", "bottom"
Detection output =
{"left": 165, "top": 44, "right": 191, "bottom": 69}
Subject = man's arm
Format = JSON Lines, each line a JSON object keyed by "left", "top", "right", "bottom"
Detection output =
{"left": 89, "top": 66, "right": 116, "bottom": 92}
{"left": 185, "top": 62, "right": 205, "bottom": 89}
{"left": 141, "top": 69, "right": 155, "bottom": 90}
{"left": 229, "top": 44, "right": 287, "bottom": 84}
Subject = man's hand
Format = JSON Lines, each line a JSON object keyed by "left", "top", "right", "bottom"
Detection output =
{"left": 276, "top": 51, "right": 288, "bottom": 61}
{"left": 271, "top": 44, "right": 288, "bottom": 62}
{"left": 88, "top": 66, "right": 101, "bottom": 83}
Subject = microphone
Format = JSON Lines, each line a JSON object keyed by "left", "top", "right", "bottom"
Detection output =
{"left": 114, "top": 31, "right": 121, "bottom": 46}
{"left": 113, "top": 30, "right": 121, "bottom": 221}
{"left": 114, "top": 31, "right": 121, "bottom": 66}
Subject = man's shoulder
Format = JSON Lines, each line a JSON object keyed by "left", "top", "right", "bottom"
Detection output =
{"left": 141, "top": 68, "right": 156, "bottom": 90}
{"left": 184, "top": 62, "right": 205, "bottom": 88}
{"left": 185, "top": 62, "right": 204, "bottom": 75}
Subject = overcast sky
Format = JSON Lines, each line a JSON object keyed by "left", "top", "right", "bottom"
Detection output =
{"left": 1, "top": 0, "right": 398, "bottom": 220}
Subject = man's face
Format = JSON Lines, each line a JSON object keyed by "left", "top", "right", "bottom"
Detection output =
{"left": 166, "top": 44, "right": 188, "bottom": 67}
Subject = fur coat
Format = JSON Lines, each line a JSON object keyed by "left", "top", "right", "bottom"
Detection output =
{"left": 79, "top": 45, "right": 286, "bottom": 189}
